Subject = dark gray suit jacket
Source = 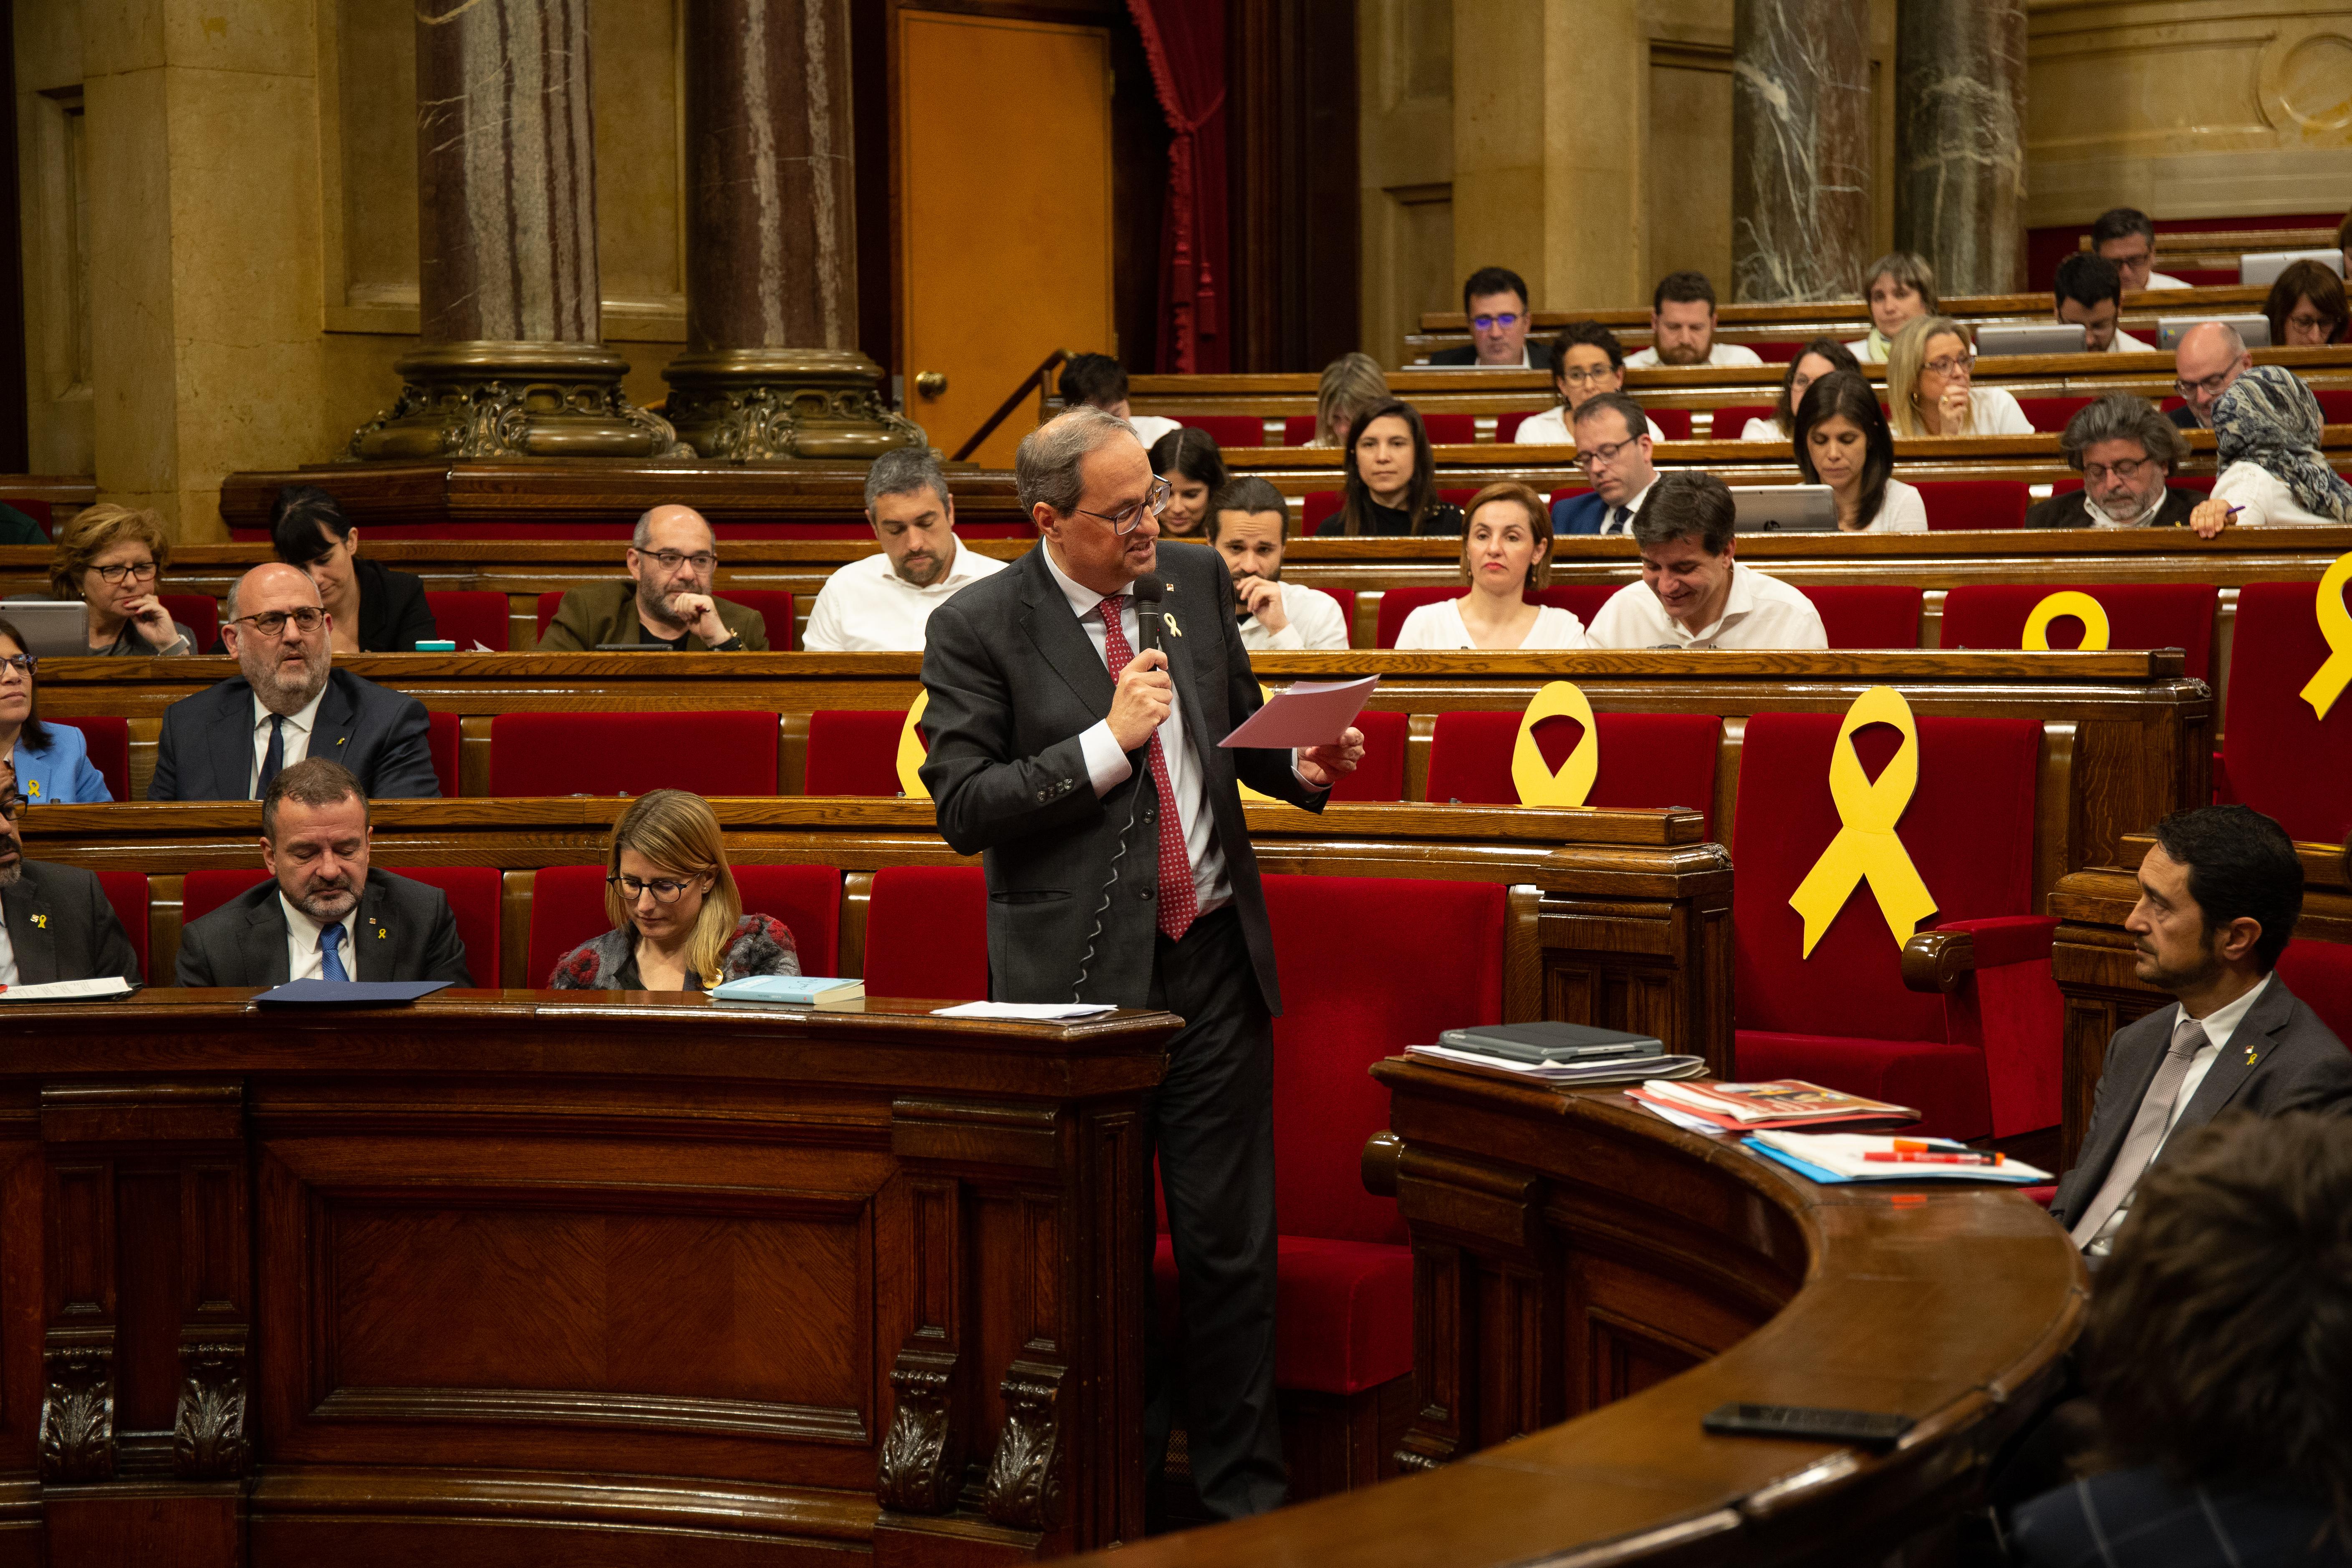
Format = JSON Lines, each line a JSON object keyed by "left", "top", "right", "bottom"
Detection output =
{"left": 149, "top": 668, "right": 440, "bottom": 802}
{"left": 2022, "top": 486, "right": 2202, "bottom": 530}
{"left": 2049, "top": 974, "right": 2352, "bottom": 1230}
{"left": 2, "top": 862, "right": 141, "bottom": 986}
{"left": 919, "top": 540, "right": 1327, "bottom": 1010}
{"left": 1430, "top": 341, "right": 1554, "bottom": 370}
{"left": 173, "top": 868, "right": 473, "bottom": 988}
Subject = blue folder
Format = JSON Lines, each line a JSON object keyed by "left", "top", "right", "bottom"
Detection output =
{"left": 252, "top": 980, "right": 458, "bottom": 1007}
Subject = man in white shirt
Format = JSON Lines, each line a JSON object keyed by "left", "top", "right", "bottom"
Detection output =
{"left": 1204, "top": 477, "right": 1350, "bottom": 651}
{"left": 1585, "top": 472, "right": 1828, "bottom": 650}
{"left": 1059, "top": 352, "right": 1180, "bottom": 446}
{"left": 2054, "top": 252, "right": 2153, "bottom": 352}
{"left": 2093, "top": 206, "right": 2190, "bottom": 291}
{"left": 2049, "top": 805, "right": 2352, "bottom": 1261}
{"left": 1623, "top": 271, "right": 1764, "bottom": 369}
{"left": 801, "top": 448, "right": 1007, "bottom": 652}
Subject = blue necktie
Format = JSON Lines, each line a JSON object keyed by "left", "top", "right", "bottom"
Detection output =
{"left": 255, "top": 714, "right": 285, "bottom": 800}
{"left": 320, "top": 922, "right": 349, "bottom": 982}
{"left": 1610, "top": 505, "right": 1631, "bottom": 534}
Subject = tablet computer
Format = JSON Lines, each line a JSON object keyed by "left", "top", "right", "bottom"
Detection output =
{"left": 1974, "top": 322, "right": 2085, "bottom": 357}
{"left": 2158, "top": 314, "right": 2271, "bottom": 350}
{"left": 2239, "top": 249, "right": 2345, "bottom": 288}
{"left": 0, "top": 601, "right": 94, "bottom": 658}
{"left": 1730, "top": 485, "right": 1837, "bottom": 533}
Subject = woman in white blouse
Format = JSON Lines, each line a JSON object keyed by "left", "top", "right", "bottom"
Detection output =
{"left": 1886, "top": 316, "right": 2034, "bottom": 438}
{"left": 2188, "top": 365, "right": 2352, "bottom": 535}
{"left": 1739, "top": 338, "right": 1862, "bottom": 442}
{"left": 1394, "top": 482, "right": 1589, "bottom": 650}
{"left": 1794, "top": 371, "right": 1927, "bottom": 533}
{"left": 1513, "top": 322, "right": 1666, "bottom": 445}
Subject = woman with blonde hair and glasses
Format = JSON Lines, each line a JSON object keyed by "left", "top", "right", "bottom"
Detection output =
{"left": 1885, "top": 315, "right": 2034, "bottom": 438}
{"left": 548, "top": 789, "right": 800, "bottom": 990}
{"left": 48, "top": 503, "right": 197, "bottom": 655}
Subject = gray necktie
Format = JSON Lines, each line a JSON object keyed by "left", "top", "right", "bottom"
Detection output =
{"left": 2069, "top": 1015, "right": 2208, "bottom": 1249}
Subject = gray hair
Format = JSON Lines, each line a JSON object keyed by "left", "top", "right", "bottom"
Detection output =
{"left": 2060, "top": 394, "right": 2188, "bottom": 473}
{"left": 1014, "top": 406, "right": 1135, "bottom": 517}
{"left": 864, "top": 446, "right": 952, "bottom": 513}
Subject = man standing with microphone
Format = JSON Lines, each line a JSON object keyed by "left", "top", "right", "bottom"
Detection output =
{"left": 920, "top": 407, "right": 1364, "bottom": 1521}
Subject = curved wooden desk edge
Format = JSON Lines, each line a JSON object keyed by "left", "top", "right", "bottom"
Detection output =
{"left": 1080, "top": 1070, "right": 2087, "bottom": 1567}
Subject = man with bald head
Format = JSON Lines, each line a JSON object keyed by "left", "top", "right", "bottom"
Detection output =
{"left": 149, "top": 563, "right": 439, "bottom": 801}
{"left": 2168, "top": 322, "right": 2256, "bottom": 430}
{"left": 537, "top": 505, "right": 769, "bottom": 651}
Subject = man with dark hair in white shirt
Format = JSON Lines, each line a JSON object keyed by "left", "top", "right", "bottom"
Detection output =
{"left": 801, "top": 448, "right": 1007, "bottom": 652}
{"left": 1206, "top": 478, "right": 1349, "bottom": 651}
{"left": 1584, "top": 472, "right": 1826, "bottom": 650}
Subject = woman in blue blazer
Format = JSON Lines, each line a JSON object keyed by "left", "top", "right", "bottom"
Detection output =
{"left": 0, "top": 618, "right": 112, "bottom": 803}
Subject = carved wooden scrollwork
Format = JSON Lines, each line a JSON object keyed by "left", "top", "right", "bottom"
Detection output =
{"left": 172, "top": 1340, "right": 250, "bottom": 1478}
{"left": 877, "top": 1346, "right": 960, "bottom": 1514}
{"left": 38, "top": 1342, "right": 116, "bottom": 1482}
{"left": 982, "top": 1359, "right": 1065, "bottom": 1531}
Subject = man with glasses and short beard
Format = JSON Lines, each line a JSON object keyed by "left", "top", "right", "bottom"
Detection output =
{"left": 174, "top": 758, "right": 471, "bottom": 987}
{"left": 537, "top": 505, "right": 769, "bottom": 651}
{"left": 149, "top": 563, "right": 439, "bottom": 802}
{"left": 2024, "top": 395, "right": 2206, "bottom": 529}
{"left": 0, "top": 763, "right": 141, "bottom": 985}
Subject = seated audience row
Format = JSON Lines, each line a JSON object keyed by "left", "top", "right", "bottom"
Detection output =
{"left": 800, "top": 447, "right": 1004, "bottom": 652}
{"left": 1317, "top": 401, "right": 1465, "bottom": 535}
{"left": 2266, "top": 258, "right": 2347, "bottom": 348}
{"left": 1513, "top": 321, "right": 1668, "bottom": 445}
{"left": 1209, "top": 477, "right": 1350, "bottom": 651}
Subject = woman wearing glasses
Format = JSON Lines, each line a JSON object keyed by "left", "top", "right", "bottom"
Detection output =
{"left": 48, "top": 504, "right": 197, "bottom": 656}
{"left": 1737, "top": 338, "right": 1861, "bottom": 442}
{"left": 1317, "top": 402, "right": 1465, "bottom": 535}
{"left": 1885, "top": 316, "right": 2034, "bottom": 438}
{"left": 1513, "top": 324, "right": 1667, "bottom": 446}
{"left": 548, "top": 789, "right": 800, "bottom": 990}
{"left": 0, "top": 617, "right": 109, "bottom": 802}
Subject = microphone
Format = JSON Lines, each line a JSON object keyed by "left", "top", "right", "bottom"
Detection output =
{"left": 1131, "top": 576, "right": 1163, "bottom": 656}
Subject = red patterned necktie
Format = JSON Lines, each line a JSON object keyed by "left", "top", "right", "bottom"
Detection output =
{"left": 1099, "top": 594, "right": 1196, "bottom": 943}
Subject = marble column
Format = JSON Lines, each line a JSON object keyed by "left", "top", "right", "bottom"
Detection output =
{"left": 662, "top": 0, "right": 918, "bottom": 462}
{"left": 1731, "top": 0, "right": 1873, "bottom": 303}
{"left": 1893, "top": 0, "right": 2028, "bottom": 297}
{"left": 352, "top": 0, "right": 686, "bottom": 461}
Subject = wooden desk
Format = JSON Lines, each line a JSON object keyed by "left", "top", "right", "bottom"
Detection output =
{"left": 0, "top": 991, "right": 1173, "bottom": 1565}
{"left": 1065, "top": 1071, "right": 2085, "bottom": 1567}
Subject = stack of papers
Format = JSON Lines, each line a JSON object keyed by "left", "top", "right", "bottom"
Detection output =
{"left": 1626, "top": 1078, "right": 1920, "bottom": 1131}
{"left": 1404, "top": 1044, "right": 1707, "bottom": 1088}
{"left": 931, "top": 1001, "right": 1117, "bottom": 1021}
{"left": 0, "top": 977, "right": 135, "bottom": 1003}
{"left": 1744, "top": 1130, "right": 2052, "bottom": 1185}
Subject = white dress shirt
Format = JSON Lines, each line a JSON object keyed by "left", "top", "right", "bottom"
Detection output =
{"left": 1128, "top": 414, "right": 1183, "bottom": 447}
{"left": 281, "top": 891, "right": 359, "bottom": 982}
{"left": 1860, "top": 479, "right": 1930, "bottom": 534}
{"left": 2106, "top": 328, "right": 2155, "bottom": 353}
{"left": 800, "top": 542, "right": 1008, "bottom": 652}
{"left": 1624, "top": 341, "right": 1765, "bottom": 369}
{"left": 2085, "top": 973, "right": 2271, "bottom": 1255}
{"left": 2213, "top": 461, "right": 2345, "bottom": 528}
{"left": 1236, "top": 581, "right": 1351, "bottom": 651}
{"left": 1585, "top": 562, "right": 1828, "bottom": 650}
{"left": 1738, "top": 416, "right": 1787, "bottom": 443}
{"left": 1955, "top": 386, "right": 2035, "bottom": 437}
{"left": 2145, "top": 272, "right": 2190, "bottom": 290}
{"left": 250, "top": 688, "right": 328, "bottom": 797}
{"left": 1394, "top": 600, "right": 1588, "bottom": 651}
{"left": 0, "top": 912, "right": 16, "bottom": 984}
{"left": 1513, "top": 406, "right": 1667, "bottom": 445}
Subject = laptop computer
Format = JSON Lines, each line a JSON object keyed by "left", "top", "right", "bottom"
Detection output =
{"left": 2158, "top": 314, "right": 2271, "bottom": 350}
{"left": 1975, "top": 322, "right": 2087, "bottom": 357}
{"left": 1730, "top": 485, "right": 1837, "bottom": 533}
{"left": 0, "top": 601, "right": 95, "bottom": 658}
{"left": 2239, "top": 249, "right": 2346, "bottom": 288}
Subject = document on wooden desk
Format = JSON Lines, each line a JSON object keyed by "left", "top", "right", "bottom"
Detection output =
{"left": 0, "top": 976, "right": 135, "bottom": 1002}
{"left": 932, "top": 1001, "right": 1117, "bottom": 1021}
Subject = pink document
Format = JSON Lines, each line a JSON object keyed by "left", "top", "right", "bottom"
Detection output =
{"left": 1218, "top": 677, "right": 1380, "bottom": 749}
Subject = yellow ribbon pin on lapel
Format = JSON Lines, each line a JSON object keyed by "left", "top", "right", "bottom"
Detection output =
{"left": 1787, "top": 686, "right": 1939, "bottom": 956}
{"left": 2021, "top": 591, "right": 2110, "bottom": 652}
{"left": 2297, "top": 551, "right": 2352, "bottom": 720}
{"left": 897, "top": 692, "right": 931, "bottom": 800}
{"left": 1511, "top": 682, "right": 1599, "bottom": 807}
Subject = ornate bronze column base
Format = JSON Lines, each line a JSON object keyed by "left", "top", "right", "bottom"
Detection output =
{"left": 350, "top": 341, "right": 692, "bottom": 462}
{"left": 663, "top": 348, "right": 925, "bottom": 463}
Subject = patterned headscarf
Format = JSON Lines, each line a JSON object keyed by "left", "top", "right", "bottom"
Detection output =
{"left": 2211, "top": 365, "right": 2352, "bottom": 523}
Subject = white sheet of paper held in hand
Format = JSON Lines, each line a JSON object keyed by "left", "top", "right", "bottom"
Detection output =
{"left": 1218, "top": 676, "right": 1380, "bottom": 750}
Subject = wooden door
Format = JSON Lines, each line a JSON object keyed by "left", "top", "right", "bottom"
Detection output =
{"left": 897, "top": 11, "right": 1114, "bottom": 468}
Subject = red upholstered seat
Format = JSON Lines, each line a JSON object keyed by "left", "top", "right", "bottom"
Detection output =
{"left": 1421, "top": 414, "right": 1475, "bottom": 444}
{"left": 1733, "top": 712, "right": 2054, "bottom": 1140}
{"left": 96, "top": 871, "right": 149, "bottom": 982}
{"left": 1423, "top": 711, "right": 1722, "bottom": 833}
{"left": 1536, "top": 584, "right": 1617, "bottom": 626}
{"left": 1753, "top": 341, "right": 1802, "bottom": 364}
{"left": 2316, "top": 389, "right": 2352, "bottom": 425}
{"left": 730, "top": 864, "right": 844, "bottom": 976}
{"left": 1495, "top": 410, "right": 1537, "bottom": 442}
{"left": 1803, "top": 585, "right": 1925, "bottom": 649}
{"left": 1648, "top": 408, "right": 1693, "bottom": 440}
{"left": 426, "top": 711, "right": 459, "bottom": 797}
{"left": 1327, "top": 709, "right": 1407, "bottom": 803}
{"left": 1282, "top": 415, "right": 1318, "bottom": 446}
{"left": 2220, "top": 582, "right": 2352, "bottom": 843}
{"left": 528, "top": 866, "right": 621, "bottom": 987}
{"left": 2276, "top": 941, "right": 2352, "bottom": 1041}
{"left": 1711, "top": 405, "right": 1777, "bottom": 439}
{"left": 2014, "top": 396, "right": 2093, "bottom": 434}
{"left": 1546, "top": 486, "right": 1591, "bottom": 511}
{"left": 182, "top": 868, "right": 273, "bottom": 926}
{"left": 1175, "top": 414, "right": 1263, "bottom": 448}
{"left": 1916, "top": 480, "right": 2030, "bottom": 531}
{"left": 1303, "top": 491, "right": 1341, "bottom": 533}
{"left": 805, "top": 710, "right": 914, "bottom": 797}
{"left": 382, "top": 865, "right": 501, "bottom": 987}
{"left": 160, "top": 592, "right": 220, "bottom": 653}
{"left": 1153, "top": 1232, "right": 1416, "bottom": 1401}
{"left": 863, "top": 864, "right": 987, "bottom": 1002}
{"left": 487, "top": 712, "right": 778, "bottom": 797}
{"left": 1436, "top": 487, "right": 1479, "bottom": 511}
{"left": 1939, "top": 582, "right": 2219, "bottom": 682}
{"left": 535, "top": 590, "right": 565, "bottom": 640}
{"left": 46, "top": 717, "right": 129, "bottom": 802}
{"left": 718, "top": 590, "right": 795, "bottom": 651}
{"left": 0, "top": 498, "right": 49, "bottom": 533}
{"left": 422, "top": 590, "right": 509, "bottom": 651}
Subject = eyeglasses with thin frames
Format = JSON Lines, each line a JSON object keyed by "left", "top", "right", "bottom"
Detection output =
{"left": 0, "top": 654, "right": 37, "bottom": 679}
{"left": 1574, "top": 437, "right": 1644, "bottom": 472}
{"left": 1073, "top": 476, "right": 1172, "bottom": 536}
{"left": 2082, "top": 456, "right": 2157, "bottom": 485}
{"left": 2175, "top": 370, "right": 2237, "bottom": 399}
{"left": 1471, "top": 313, "right": 1522, "bottom": 332}
{"left": 233, "top": 608, "right": 326, "bottom": 637}
{"left": 1557, "top": 366, "right": 1617, "bottom": 388}
{"left": 610, "top": 873, "right": 704, "bottom": 904}
{"left": 634, "top": 548, "right": 719, "bottom": 573}
{"left": 1922, "top": 354, "right": 1974, "bottom": 379}
{"left": 93, "top": 561, "right": 159, "bottom": 585}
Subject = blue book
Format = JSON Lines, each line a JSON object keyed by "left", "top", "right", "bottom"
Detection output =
{"left": 254, "top": 979, "right": 457, "bottom": 1007}
{"left": 708, "top": 975, "right": 866, "bottom": 1008}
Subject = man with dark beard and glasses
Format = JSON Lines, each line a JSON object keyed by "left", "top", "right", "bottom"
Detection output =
{"left": 149, "top": 563, "right": 439, "bottom": 801}
{"left": 537, "top": 505, "right": 769, "bottom": 651}
{"left": 174, "top": 758, "right": 471, "bottom": 987}
{"left": 2050, "top": 805, "right": 2352, "bottom": 1263}
{"left": 0, "top": 762, "right": 140, "bottom": 985}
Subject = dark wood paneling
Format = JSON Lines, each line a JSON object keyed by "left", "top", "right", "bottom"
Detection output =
{"left": 0, "top": 0, "right": 28, "bottom": 474}
{"left": 1226, "top": 0, "right": 1359, "bottom": 373}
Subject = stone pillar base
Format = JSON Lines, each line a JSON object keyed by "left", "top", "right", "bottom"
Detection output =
{"left": 349, "top": 342, "right": 691, "bottom": 462}
{"left": 663, "top": 348, "right": 924, "bottom": 463}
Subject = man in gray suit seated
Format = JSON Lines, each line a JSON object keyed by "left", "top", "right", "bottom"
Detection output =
{"left": 149, "top": 563, "right": 439, "bottom": 802}
{"left": 2053, "top": 804, "right": 2352, "bottom": 1260}
{"left": 0, "top": 765, "right": 140, "bottom": 986}
{"left": 175, "top": 758, "right": 471, "bottom": 988}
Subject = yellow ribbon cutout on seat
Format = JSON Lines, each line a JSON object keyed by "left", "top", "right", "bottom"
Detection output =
{"left": 2297, "top": 551, "right": 2352, "bottom": 720}
{"left": 897, "top": 692, "right": 931, "bottom": 800}
{"left": 2020, "top": 590, "right": 2110, "bottom": 652}
{"left": 1787, "top": 686, "right": 1939, "bottom": 957}
{"left": 1511, "top": 681, "right": 1599, "bottom": 807}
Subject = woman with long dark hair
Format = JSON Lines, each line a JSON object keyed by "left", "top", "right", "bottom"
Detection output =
{"left": 1317, "top": 401, "right": 1464, "bottom": 536}
{"left": 1738, "top": 338, "right": 1861, "bottom": 442}
{"left": 1794, "top": 371, "right": 1924, "bottom": 533}
{"left": 1147, "top": 427, "right": 1227, "bottom": 538}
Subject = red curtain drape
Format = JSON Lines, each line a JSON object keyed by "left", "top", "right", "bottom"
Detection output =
{"left": 1125, "top": 0, "right": 1228, "bottom": 373}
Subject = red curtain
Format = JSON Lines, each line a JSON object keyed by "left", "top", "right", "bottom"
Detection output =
{"left": 1125, "top": 0, "right": 1228, "bottom": 373}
